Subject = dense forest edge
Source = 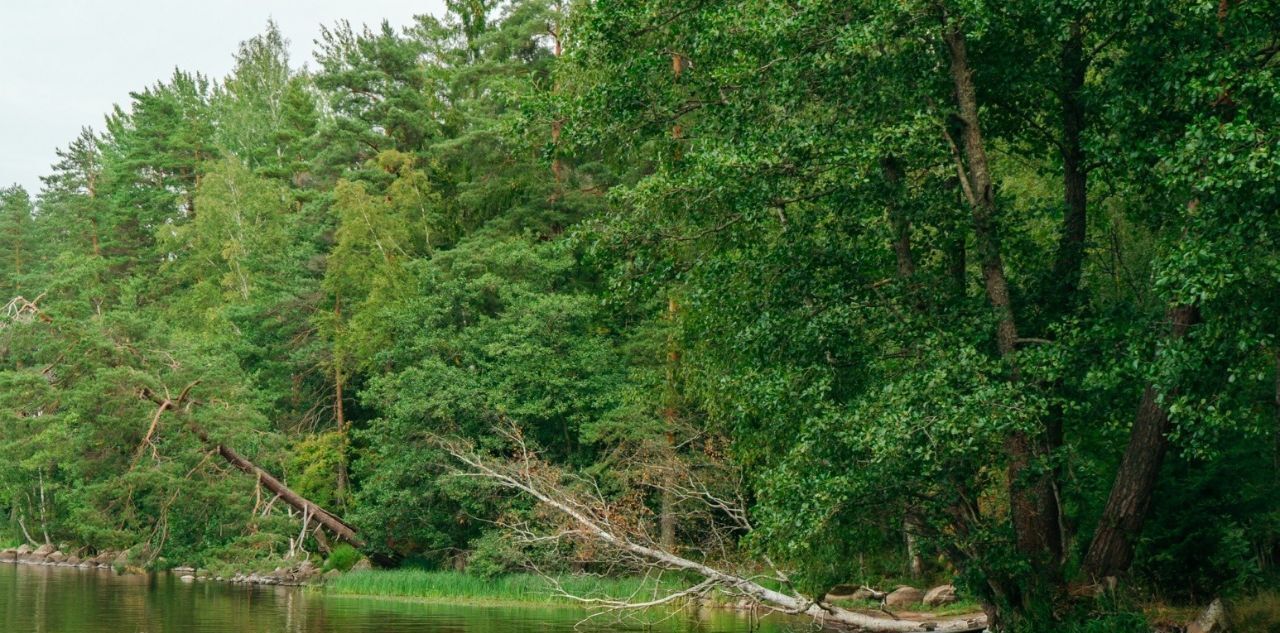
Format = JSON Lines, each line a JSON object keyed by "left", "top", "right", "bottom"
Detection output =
{"left": 1, "top": 1, "right": 1278, "bottom": 631}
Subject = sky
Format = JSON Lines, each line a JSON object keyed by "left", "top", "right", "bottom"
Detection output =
{"left": 0, "top": 0, "right": 447, "bottom": 195}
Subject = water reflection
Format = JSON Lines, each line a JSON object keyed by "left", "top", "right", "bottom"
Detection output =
{"left": 1, "top": 563, "right": 796, "bottom": 633}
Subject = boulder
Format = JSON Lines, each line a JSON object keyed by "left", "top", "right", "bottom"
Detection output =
{"left": 15, "top": 544, "right": 32, "bottom": 555}
{"left": 923, "top": 584, "right": 958, "bottom": 607}
{"left": 884, "top": 586, "right": 925, "bottom": 608}
{"left": 180, "top": 575, "right": 196, "bottom": 582}
{"left": 1186, "top": 598, "right": 1226, "bottom": 633}
{"left": 351, "top": 559, "right": 372, "bottom": 571}
{"left": 0, "top": 549, "right": 16, "bottom": 562}
{"left": 48, "top": 552, "right": 66, "bottom": 563}
{"left": 852, "top": 586, "right": 886, "bottom": 601}
{"left": 172, "top": 566, "right": 195, "bottom": 574}
{"left": 65, "top": 555, "right": 81, "bottom": 565}
{"left": 34, "top": 543, "right": 55, "bottom": 556}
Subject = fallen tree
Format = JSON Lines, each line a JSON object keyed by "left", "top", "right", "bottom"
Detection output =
{"left": 440, "top": 428, "right": 987, "bottom": 633}
{"left": 138, "top": 386, "right": 364, "bottom": 549}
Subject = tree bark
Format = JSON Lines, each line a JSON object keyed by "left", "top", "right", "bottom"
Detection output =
{"left": 941, "top": 14, "right": 1063, "bottom": 570}
{"left": 1050, "top": 20, "right": 1089, "bottom": 317}
{"left": 1082, "top": 304, "right": 1199, "bottom": 580}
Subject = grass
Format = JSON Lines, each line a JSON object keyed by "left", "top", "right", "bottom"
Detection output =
{"left": 324, "top": 569, "right": 702, "bottom": 607}
{"left": 324, "top": 569, "right": 987, "bottom": 618}
{"left": 1226, "top": 590, "right": 1280, "bottom": 631}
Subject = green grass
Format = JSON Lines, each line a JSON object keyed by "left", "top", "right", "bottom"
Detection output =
{"left": 324, "top": 569, "right": 701, "bottom": 607}
{"left": 324, "top": 569, "right": 987, "bottom": 617}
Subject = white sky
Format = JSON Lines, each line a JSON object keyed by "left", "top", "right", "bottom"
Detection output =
{"left": 0, "top": 1, "right": 447, "bottom": 194}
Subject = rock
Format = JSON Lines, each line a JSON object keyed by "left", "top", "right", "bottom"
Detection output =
{"left": 180, "top": 575, "right": 196, "bottom": 582}
{"left": 34, "top": 543, "right": 55, "bottom": 556}
{"left": 825, "top": 584, "right": 859, "bottom": 599}
{"left": 1186, "top": 598, "right": 1227, "bottom": 633}
{"left": 923, "top": 584, "right": 958, "bottom": 607}
{"left": 65, "top": 555, "right": 81, "bottom": 565}
{"left": 884, "top": 586, "right": 925, "bottom": 608}
{"left": 351, "top": 559, "right": 372, "bottom": 571}
{"left": 853, "top": 587, "right": 886, "bottom": 601}
{"left": 299, "top": 560, "right": 316, "bottom": 573}
{"left": 48, "top": 552, "right": 66, "bottom": 563}
{"left": 15, "top": 544, "right": 32, "bottom": 555}
{"left": 0, "top": 549, "right": 16, "bottom": 562}
{"left": 172, "top": 566, "right": 195, "bottom": 574}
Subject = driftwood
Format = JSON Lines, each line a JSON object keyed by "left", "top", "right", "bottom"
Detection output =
{"left": 139, "top": 386, "right": 364, "bottom": 549}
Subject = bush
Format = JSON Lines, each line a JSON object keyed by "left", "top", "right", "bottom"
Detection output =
{"left": 325, "top": 543, "right": 363, "bottom": 572}
{"left": 465, "top": 531, "right": 527, "bottom": 578}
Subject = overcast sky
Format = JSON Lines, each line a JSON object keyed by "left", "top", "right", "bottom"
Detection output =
{"left": 0, "top": 1, "right": 447, "bottom": 195}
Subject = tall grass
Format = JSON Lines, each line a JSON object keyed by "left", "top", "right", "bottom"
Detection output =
{"left": 324, "top": 569, "right": 700, "bottom": 606}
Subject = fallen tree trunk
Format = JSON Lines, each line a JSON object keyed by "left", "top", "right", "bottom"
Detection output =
{"left": 443, "top": 433, "right": 987, "bottom": 633}
{"left": 137, "top": 385, "right": 364, "bottom": 550}
{"left": 189, "top": 422, "right": 365, "bottom": 549}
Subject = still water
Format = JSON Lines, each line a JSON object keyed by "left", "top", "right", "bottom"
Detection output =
{"left": 1, "top": 564, "right": 801, "bottom": 633}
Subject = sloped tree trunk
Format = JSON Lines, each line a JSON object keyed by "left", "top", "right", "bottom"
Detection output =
{"left": 1083, "top": 304, "right": 1199, "bottom": 580}
{"left": 188, "top": 421, "right": 365, "bottom": 549}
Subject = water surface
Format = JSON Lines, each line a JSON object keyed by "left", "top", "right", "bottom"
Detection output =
{"left": 1, "top": 563, "right": 800, "bottom": 633}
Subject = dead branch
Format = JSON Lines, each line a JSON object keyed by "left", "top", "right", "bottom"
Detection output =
{"left": 439, "top": 428, "right": 986, "bottom": 633}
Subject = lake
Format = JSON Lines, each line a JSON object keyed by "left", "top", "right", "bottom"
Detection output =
{"left": 0, "top": 563, "right": 800, "bottom": 633}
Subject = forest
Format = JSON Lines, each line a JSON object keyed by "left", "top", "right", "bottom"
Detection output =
{"left": 1, "top": 0, "right": 1278, "bottom": 631}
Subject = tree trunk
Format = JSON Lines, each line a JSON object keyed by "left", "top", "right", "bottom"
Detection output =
{"left": 188, "top": 421, "right": 365, "bottom": 549}
{"left": 941, "top": 14, "right": 1063, "bottom": 571}
{"left": 1082, "top": 304, "right": 1199, "bottom": 580}
{"left": 334, "top": 296, "right": 350, "bottom": 503}
{"left": 660, "top": 296, "right": 680, "bottom": 551}
{"left": 1050, "top": 20, "right": 1088, "bottom": 316}
{"left": 882, "top": 155, "right": 916, "bottom": 280}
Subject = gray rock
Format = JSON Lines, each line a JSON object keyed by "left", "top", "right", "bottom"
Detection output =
{"left": 48, "top": 552, "right": 66, "bottom": 563}
{"left": 884, "top": 586, "right": 925, "bottom": 608}
{"left": 1186, "top": 598, "right": 1226, "bottom": 633}
{"left": 34, "top": 543, "right": 55, "bottom": 556}
{"left": 180, "top": 575, "right": 196, "bottom": 582}
{"left": 172, "top": 566, "right": 195, "bottom": 574}
{"left": 923, "top": 584, "right": 958, "bottom": 607}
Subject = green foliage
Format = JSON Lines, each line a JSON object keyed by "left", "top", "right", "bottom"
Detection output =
{"left": 1, "top": 2, "right": 1277, "bottom": 630}
{"left": 325, "top": 544, "right": 364, "bottom": 573}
